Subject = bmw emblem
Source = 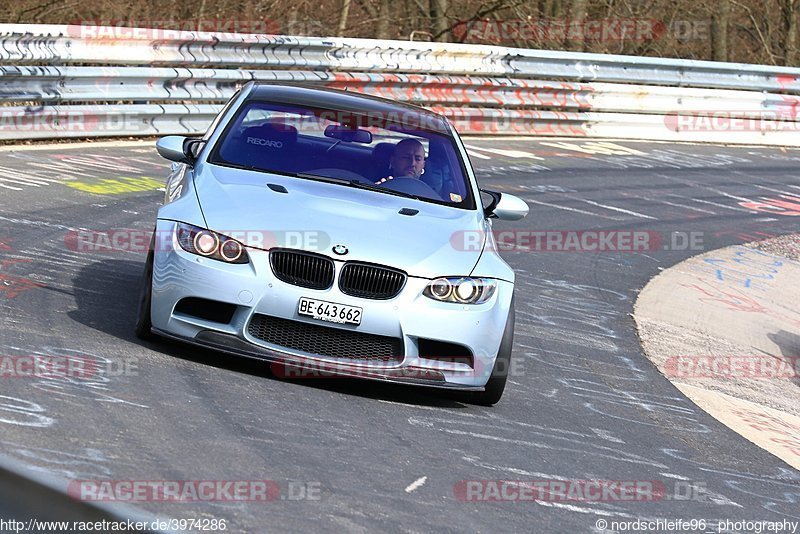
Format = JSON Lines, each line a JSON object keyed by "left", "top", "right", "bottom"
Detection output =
{"left": 332, "top": 244, "right": 349, "bottom": 256}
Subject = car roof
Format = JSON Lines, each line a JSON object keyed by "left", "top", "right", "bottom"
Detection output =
{"left": 246, "top": 83, "right": 451, "bottom": 134}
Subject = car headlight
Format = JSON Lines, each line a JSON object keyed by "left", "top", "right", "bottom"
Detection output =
{"left": 423, "top": 277, "right": 496, "bottom": 304}
{"left": 176, "top": 223, "right": 249, "bottom": 264}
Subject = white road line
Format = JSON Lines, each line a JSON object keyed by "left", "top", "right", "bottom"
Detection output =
{"left": 657, "top": 196, "right": 717, "bottom": 214}
{"left": 20, "top": 175, "right": 63, "bottom": 183}
{"left": 25, "top": 161, "right": 97, "bottom": 179}
{"left": 0, "top": 166, "right": 62, "bottom": 184}
{"left": 484, "top": 148, "right": 543, "bottom": 159}
{"left": 590, "top": 428, "right": 626, "bottom": 444}
{"left": 0, "top": 182, "right": 22, "bottom": 191}
{"left": 2, "top": 177, "right": 48, "bottom": 187}
{"left": 404, "top": 477, "right": 428, "bottom": 493}
{"left": 751, "top": 184, "right": 799, "bottom": 195}
{"left": 654, "top": 172, "right": 757, "bottom": 207}
{"left": 0, "top": 215, "right": 85, "bottom": 231}
{"left": 525, "top": 199, "right": 621, "bottom": 220}
{"left": 660, "top": 472, "right": 691, "bottom": 481}
{"left": 577, "top": 199, "right": 657, "bottom": 220}
{"left": 690, "top": 197, "right": 751, "bottom": 212}
{"left": 706, "top": 188, "right": 752, "bottom": 203}
{"left": 0, "top": 166, "right": 74, "bottom": 189}
{"left": 466, "top": 150, "right": 491, "bottom": 160}
{"left": 464, "top": 144, "right": 543, "bottom": 159}
{"left": 0, "top": 178, "right": 32, "bottom": 189}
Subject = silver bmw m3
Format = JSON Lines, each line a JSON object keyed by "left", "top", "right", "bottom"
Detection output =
{"left": 135, "top": 82, "right": 528, "bottom": 405}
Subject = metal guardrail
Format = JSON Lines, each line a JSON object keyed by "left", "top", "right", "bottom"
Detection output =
{"left": 0, "top": 452, "right": 166, "bottom": 532}
{"left": 1, "top": 24, "right": 800, "bottom": 145}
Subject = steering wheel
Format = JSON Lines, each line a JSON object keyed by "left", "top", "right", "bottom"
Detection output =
{"left": 378, "top": 176, "right": 444, "bottom": 200}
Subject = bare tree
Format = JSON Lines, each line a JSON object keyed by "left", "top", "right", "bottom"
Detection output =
{"left": 377, "top": 0, "right": 391, "bottom": 39}
{"left": 355, "top": 0, "right": 391, "bottom": 39}
{"left": 337, "top": 0, "right": 351, "bottom": 36}
{"left": 711, "top": 0, "right": 731, "bottom": 61}
{"left": 731, "top": 0, "right": 778, "bottom": 64}
{"left": 780, "top": 0, "right": 799, "bottom": 64}
{"left": 542, "top": 0, "right": 563, "bottom": 18}
{"left": 3, "top": 0, "right": 799, "bottom": 65}
{"left": 565, "top": 0, "right": 587, "bottom": 51}
{"left": 431, "top": 0, "right": 449, "bottom": 42}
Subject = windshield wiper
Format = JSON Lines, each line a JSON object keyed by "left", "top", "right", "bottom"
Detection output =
{"left": 345, "top": 179, "right": 422, "bottom": 200}
{"left": 294, "top": 173, "right": 422, "bottom": 201}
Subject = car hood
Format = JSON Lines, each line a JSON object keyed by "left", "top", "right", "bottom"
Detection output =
{"left": 193, "top": 165, "right": 484, "bottom": 279}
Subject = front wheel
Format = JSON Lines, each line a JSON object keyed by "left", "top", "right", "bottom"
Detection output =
{"left": 465, "top": 298, "right": 515, "bottom": 406}
{"left": 134, "top": 247, "right": 156, "bottom": 341}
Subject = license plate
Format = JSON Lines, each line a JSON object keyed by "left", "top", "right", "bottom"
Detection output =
{"left": 298, "top": 297, "right": 362, "bottom": 325}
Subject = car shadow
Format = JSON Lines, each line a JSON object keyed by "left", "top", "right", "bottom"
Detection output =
{"left": 67, "top": 258, "right": 144, "bottom": 344}
{"left": 68, "top": 258, "right": 471, "bottom": 408}
{"left": 766, "top": 330, "right": 800, "bottom": 388}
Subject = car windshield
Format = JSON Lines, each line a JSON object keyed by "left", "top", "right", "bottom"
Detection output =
{"left": 208, "top": 100, "right": 474, "bottom": 208}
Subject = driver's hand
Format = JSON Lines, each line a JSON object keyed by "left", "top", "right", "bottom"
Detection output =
{"left": 375, "top": 176, "right": 394, "bottom": 184}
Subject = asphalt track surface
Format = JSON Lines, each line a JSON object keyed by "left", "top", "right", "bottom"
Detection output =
{"left": 0, "top": 138, "right": 799, "bottom": 532}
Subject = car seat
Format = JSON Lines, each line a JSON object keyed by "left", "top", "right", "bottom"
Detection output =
{"left": 370, "top": 142, "right": 396, "bottom": 181}
{"left": 224, "top": 121, "right": 299, "bottom": 172}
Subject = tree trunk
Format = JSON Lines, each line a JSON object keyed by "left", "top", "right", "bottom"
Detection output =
{"left": 337, "top": 0, "right": 351, "bottom": 36}
{"left": 431, "top": 0, "right": 449, "bottom": 42}
{"left": 286, "top": 8, "right": 298, "bottom": 35}
{"left": 376, "top": 0, "right": 390, "bottom": 39}
{"left": 196, "top": 0, "right": 208, "bottom": 29}
{"left": 711, "top": 0, "right": 730, "bottom": 62}
{"left": 781, "top": 0, "right": 799, "bottom": 65}
{"left": 565, "top": 0, "right": 587, "bottom": 51}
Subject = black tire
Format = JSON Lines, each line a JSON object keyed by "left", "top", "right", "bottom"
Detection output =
{"left": 465, "top": 297, "right": 515, "bottom": 406}
{"left": 134, "top": 246, "right": 157, "bottom": 341}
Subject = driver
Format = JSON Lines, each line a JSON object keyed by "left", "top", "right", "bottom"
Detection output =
{"left": 375, "top": 139, "right": 426, "bottom": 184}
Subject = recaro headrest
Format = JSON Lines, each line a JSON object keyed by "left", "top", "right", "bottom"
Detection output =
{"left": 242, "top": 122, "right": 298, "bottom": 151}
{"left": 371, "top": 142, "right": 396, "bottom": 166}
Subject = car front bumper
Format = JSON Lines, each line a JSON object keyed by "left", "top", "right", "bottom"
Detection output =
{"left": 150, "top": 219, "right": 514, "bottom": 389}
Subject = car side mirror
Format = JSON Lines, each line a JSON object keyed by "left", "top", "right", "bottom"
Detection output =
{"left": 156, "top": 136, "right": 203, "bottom": 164}
{"left": 481, "top": 189, "right": 529, "bottom": 220}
